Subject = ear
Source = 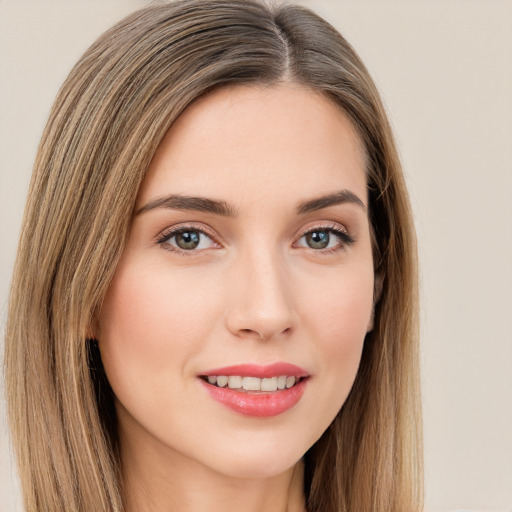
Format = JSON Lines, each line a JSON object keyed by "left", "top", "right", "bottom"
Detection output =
{"left": 367, "top": 271, "right": 384, "bottom": 333}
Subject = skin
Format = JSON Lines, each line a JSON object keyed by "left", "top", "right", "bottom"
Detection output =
{"left": 97, "top": 84, "right": 375, "bottom": 512}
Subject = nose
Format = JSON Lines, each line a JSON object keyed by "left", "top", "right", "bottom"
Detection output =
{"left": 225, "top": 248, "right": 296, "bottom": 341}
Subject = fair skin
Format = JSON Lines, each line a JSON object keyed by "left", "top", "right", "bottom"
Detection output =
{"left": 98, "top": 84, "right": 375, "bottom": 512}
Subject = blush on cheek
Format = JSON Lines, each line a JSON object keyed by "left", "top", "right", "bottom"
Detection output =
{"left": 305, "top": 277, "right": 372, "bottom": 407}
{"left": 311, "top": 281, "right": 374, "bottom": 339}
{"left": 98, "top": 260, "right": 217, "bottom": 383}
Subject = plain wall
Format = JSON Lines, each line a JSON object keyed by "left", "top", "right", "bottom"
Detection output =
{"left": 1, "top": 1, "right": 511, "bottom": 511}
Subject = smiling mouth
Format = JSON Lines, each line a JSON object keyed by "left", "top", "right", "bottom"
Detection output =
{"left": 200, "top": 375, "right": 306, "bottom": 393}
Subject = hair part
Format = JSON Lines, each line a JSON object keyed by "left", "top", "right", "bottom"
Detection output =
{"left": 5, "top": 1, "right": 422, "bottom": 510}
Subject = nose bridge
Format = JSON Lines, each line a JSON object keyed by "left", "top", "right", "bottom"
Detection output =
{"left": 226, "top": 242, "right": 295, "bottom": 340}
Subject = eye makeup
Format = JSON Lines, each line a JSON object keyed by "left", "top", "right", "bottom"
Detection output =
{"left": 294, "top": 221, "right": 355, "bottom": 254}
{"left": 156, "top": 223, "right": 220, "bottom": 255}
{"left": 155, "top": 219, "right": 356, "bottom": 257}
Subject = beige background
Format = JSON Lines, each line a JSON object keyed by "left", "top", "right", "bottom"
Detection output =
{"left": 1, "top": 1, "right": 511, "bottom": 511}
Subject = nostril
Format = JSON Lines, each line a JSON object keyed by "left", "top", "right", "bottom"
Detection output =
{"left": 237, "top": 326, "right": 293, "bottom": 340}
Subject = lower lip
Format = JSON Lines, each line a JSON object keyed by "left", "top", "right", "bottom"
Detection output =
{"left": 200, "top": 378, "right": 308, "bottom": 417}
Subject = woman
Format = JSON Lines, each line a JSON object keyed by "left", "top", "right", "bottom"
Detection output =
{"left": 4, "top": 1, "right": 422, "bottom": 511}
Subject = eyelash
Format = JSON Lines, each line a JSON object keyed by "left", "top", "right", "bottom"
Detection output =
{"left": 156, "top": 224, "right": 219, "bottom": 255}
{"left": 156, "top": 222, "right": 355, "bottom": 255}
{"left": 298, "top": 223, "right": 356, "bottom": 254}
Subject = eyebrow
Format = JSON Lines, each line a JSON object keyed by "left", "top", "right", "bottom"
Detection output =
{"left": 135, "top": 189, "right": 366, "bottom": 217}
{"left": 136, "top": 195, "right": 238, "bottom": 217}
{"left": 296, "top": 190, "right": 366, "bottom": 214}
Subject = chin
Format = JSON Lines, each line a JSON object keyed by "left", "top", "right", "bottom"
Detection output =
{"left": 191, "top": 429, "right": 311, "bottom": 480}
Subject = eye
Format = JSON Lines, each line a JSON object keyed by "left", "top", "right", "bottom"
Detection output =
{"left": 157, "top": 227, "right": 217, "bottom": 252}
{"left": 295, "top": 226, "right": 354, "bottom": 251}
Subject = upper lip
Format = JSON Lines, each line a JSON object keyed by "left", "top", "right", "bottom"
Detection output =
{"left": 200, "top": 362, "right": 310, "bottom": 379}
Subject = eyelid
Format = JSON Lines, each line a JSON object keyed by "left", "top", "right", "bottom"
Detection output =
{"left": 295, "top": 220, "right": 350, "bottom": 238}
{"left": 293, "top": 220, "right": 355, "bottom": 250}
{"left": 154, "top": 220, "right": 354, "bottom": 255}
{"left": 155, "top": 223, "right": 221, "bottom": 253}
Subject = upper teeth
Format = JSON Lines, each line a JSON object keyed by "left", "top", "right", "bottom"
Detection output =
{"left": 206, "top": 375, "right": 297, "bottom": 391}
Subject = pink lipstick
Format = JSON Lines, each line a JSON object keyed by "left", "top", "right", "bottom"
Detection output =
{"left": 199, "top": 363, "right": 309, "bottom": 417}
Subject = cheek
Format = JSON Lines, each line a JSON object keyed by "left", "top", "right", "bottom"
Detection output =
{"left": 303, "top": 260, "right": 374, "bottom": 345}
{"left": 96, "top": 261, "right": 219, "bottom": 395}
{"left": 299, "top": 263, "right": 374, "bottom": 424}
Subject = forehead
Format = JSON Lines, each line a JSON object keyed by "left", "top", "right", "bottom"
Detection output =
{"left": 137, "top": 84, "right": 367, "bottom": 208}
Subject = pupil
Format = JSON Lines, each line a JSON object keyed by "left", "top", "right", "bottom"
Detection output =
{"left": 307, "top": 230, "right": 329, "bottom": 249}
{"left": 176, "top": 231, "right": 200, "bottom": 250}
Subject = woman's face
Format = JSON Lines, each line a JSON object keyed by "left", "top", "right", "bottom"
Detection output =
{"left": 98, "top": 84, "right": 375, "bottom": 478}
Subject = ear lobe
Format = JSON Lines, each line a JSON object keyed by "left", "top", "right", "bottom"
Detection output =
{"left": 367, "top": 272, "right": 384, "bottom": 333}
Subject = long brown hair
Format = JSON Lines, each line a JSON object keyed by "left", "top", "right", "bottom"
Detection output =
{"left": 5, "top": 1, "right": 422, "bottom": 510}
